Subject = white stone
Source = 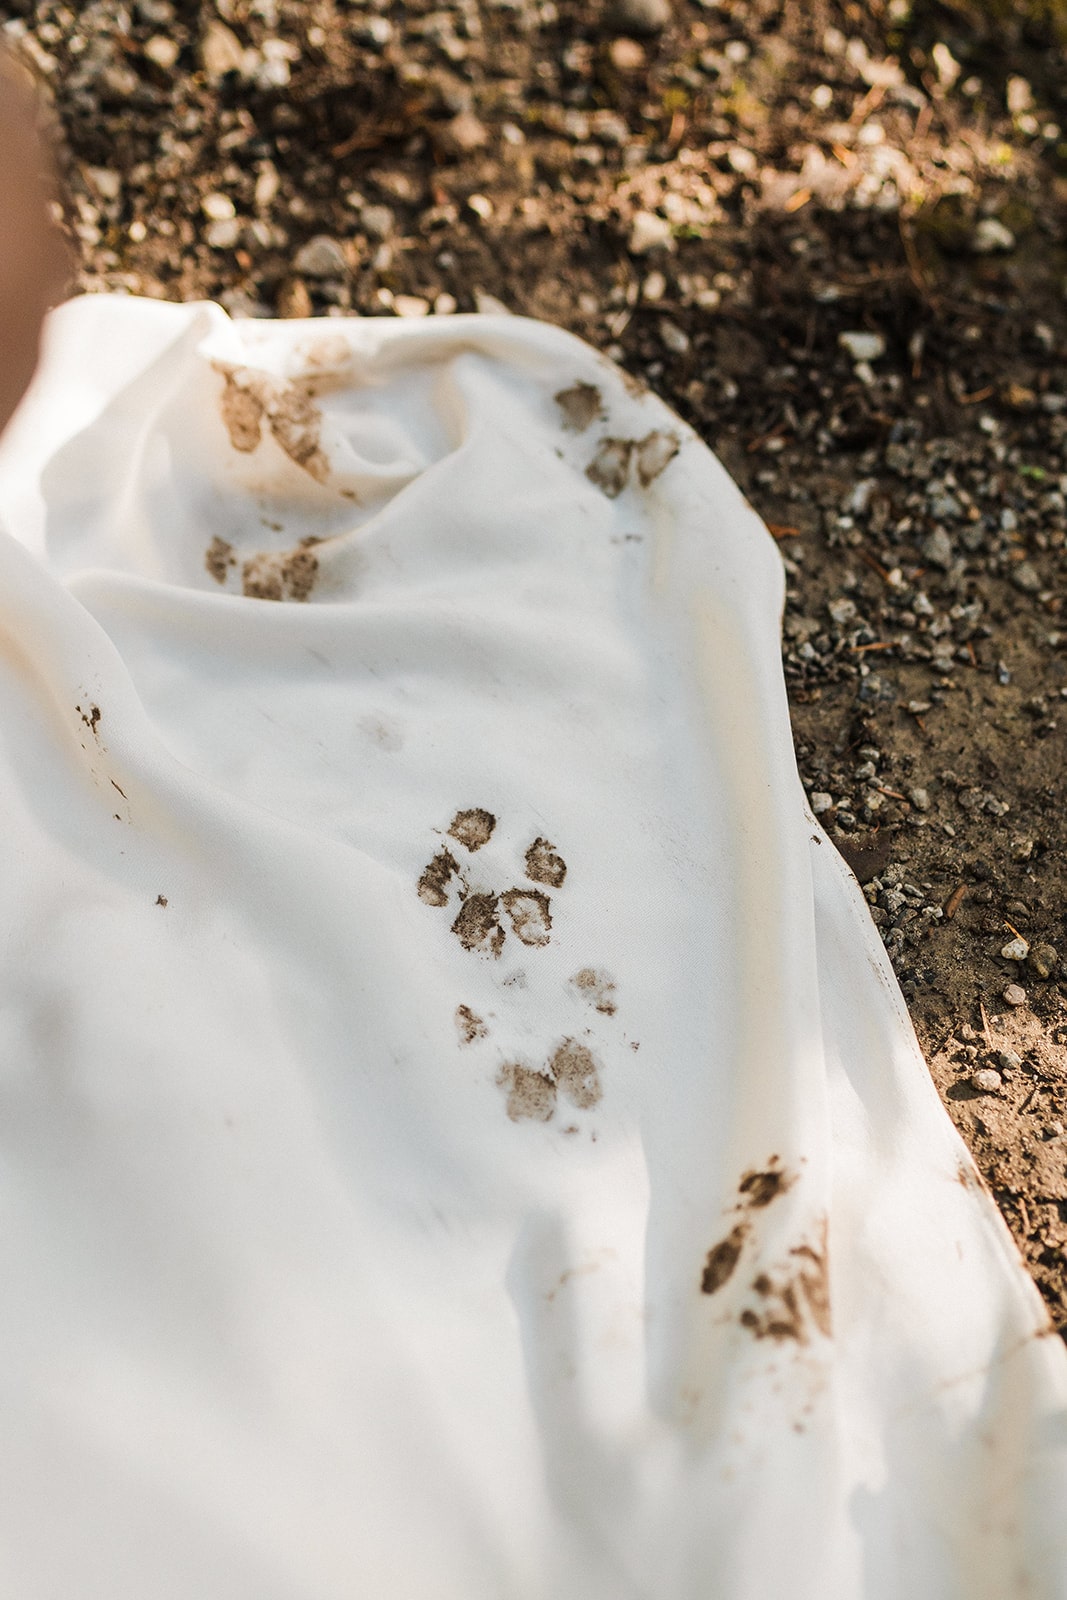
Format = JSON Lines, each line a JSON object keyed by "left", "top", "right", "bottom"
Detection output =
{"left": 88, "top": 168, "right": 122, "bottom": 201}
{"left": 1001, "top": 937, "right": 1030, "bottom": 962}
{"left": 971, "top": 218, "right": 1015, "bottom": 255}
{"left": 205, "top": 218, "right": 241, "bottom": 250}
{"left": 202, "top": 192, "right": 236, "bottom": 221}
{"left": 838, "top": 330, "right": 886, "bottom": 363}
{"left": 629, "top": 210, "right": 673, "bottom": 255}
{"left": 660, "top": 320, "right": 690, "bottom": 355}
{"left": 144, "top": 34, "right": 179, "bottom": 69}
{"left": 200, "top": 19, "right": 246, "bottom": 80}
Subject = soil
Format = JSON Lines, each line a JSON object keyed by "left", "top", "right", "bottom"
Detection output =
{"left": 7, "top": 0, "right": 1067, "bottom": 1336}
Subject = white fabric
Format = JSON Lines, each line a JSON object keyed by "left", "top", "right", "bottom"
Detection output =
{"left": 0, "top": 295, "right": 1064, "bottom": 1599}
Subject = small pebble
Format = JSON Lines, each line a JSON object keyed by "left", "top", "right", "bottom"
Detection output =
{"left": 971, "top": 217, "right": 1016, "bottom": 254}
{"left": 144, "top": 34, "right": 179, "bottom": 69}
{"left": 922, "top": 527, "right": 954, "bottom": 570}
{"left": 293, "top": 235, "right": 349, "bottom": 277}
{"left": 608, "top": 0, "right": 672, "bottom": 36}
{"left": 609, "top": 37, "right": 646, "bottom": 69}
{"left": 1001, "top": 936, "right": 1030, "bottom": 961}
{"left": 201, "top": 18, "right": 246, "bottom": 81}
{"left": 660, "top": 319, "right": 691, "bottom": 355}
{"left": 971, "top": 1068, "right": 1003, "bottom": 1094}
{"left": 810, "top": 791, "right": 833, "bottom": 815}
{"left": 202, "top": 192, "right": 236, "bottom": 221}
{"left": 838, "top": 331, "right": 885, "bottom": 363}
{"left": 998, "top": 1050, "right": 1023, "bottom": 1071}
{"left": 1028, "top": 942, "right": 1058, "bottom": 979}
{"left": 629, "top": 210, "right": 673, "bottom": 254}
{"left": 361, "top": 204, "right": 395, "bottom": 239}
{"left": 444, "top": 110, "right": 488, "bottom": 154}
{"left": 1002, "top": 983, "right": 1027, "bottom": 1007}
{"left": 908, "top": 787, "right": 930, "bottom": 811}
{"left": 205, "top": 218, "right": 241, "bottom": 249}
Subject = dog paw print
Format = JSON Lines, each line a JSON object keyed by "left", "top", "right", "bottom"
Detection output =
{"left": 497, "top": 1038, "right": 604, "bottom": 1124}
{"left": 416, "top": 809, "right": 566, "bottom": 959}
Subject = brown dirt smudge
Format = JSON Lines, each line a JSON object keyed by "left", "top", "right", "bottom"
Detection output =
{"left": 241, "top": 545, "right": 319, "bottom": 602}
{"left": 448, "top": 808, "right": 496, "bottom": 851}
{"left": 548, "top": 1037, "right": 602, "bottom": 1109}
{"left": 418, "top": 849, "right": 462, "bottom": 908}
{"left": 455, "top": 1004, "right": 488, "bottom": 1045}
{"left": 525, "top": 837, "right": 567, "bottom": 887}
{"left": 572, "top": 967, "right": 617, "bottom": 1015}
{"left": 498, "top": 1063, "right": 557, "bottom": 1122}
{"left": 701, "top": 1222, "right": 749, "bottom": 1295}
{"left": 555, "top": 381, "right": 602, "bottom": 432}
{"left": 739, "top": 1222, "right": 831, "bottom": 1343}
{"left": 635, "top": 429, "right": 680, "bottom": 487}
{"left": 205, "top": 535, "right": 237, "bottom": 584}
{"left": 452, "top": 892, "right": 505, "bottom": 957}
{"left": 219, "top": 373, "right": 265, "bottom": 452}
{"left": 501, "top": 888, "right": 552, "bottom": 947}
{"left": 739, "top": 1159, "right": 793, "bottom": 1208}
{"left": 586, "top": 437, "right": 634, "bottom": 498}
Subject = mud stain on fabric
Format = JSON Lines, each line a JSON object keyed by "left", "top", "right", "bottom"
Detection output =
{"left": 586, "top": 437, "right": 634, "bottom": 499}
{"left": 501, "top": 889, "right": 552, "bottom": 947}
{"left": 76, "top": 703, "right": 102, "bottom": 738}
{"left": 555, "top": 382, "right": 603, "bottom": 432}
{"left": 241, "top": 544, "right": 319, "bottom": 602}
{"left": 739, "top": 1159, "right": 793, "bottom": 1209}
{"left": 453, "top": 893, "right": 506, "bottom": 957}
{"left": 701, "top": 1223, "right": 750, "bottom": 1295}
{"left": 739, "top": 1224, "right": 831, "bottom": 1344}
{"left": 205, "top": 536, "right": 236, "bottom": 584}
{"left": 635, "top": 430, "right": 680, "bottom": 487}
{"left": 219, "top": 376, "right": 264, "bottom": 452}
{"left": 418, "top": 849, "right": 462, "bottom": 908}
{"left": 497, "top": 1038, "right": 604, "bottom": 1122}
{"left": 572, "top": 968, "right": 617, "bottom": 1015}
{"left": 525, "top": 837, "right": 566, "bottom": 888}
{"left": 498, "top": 1063, "right": 557, "bottom": 1123}
{"left": 215, "top": 363, "right": 330, "bottom": 483}
{"left": 455, "top": 1005, "right": 488, "bottom": 1046}
{"left": 448, "top": 808, "right": 496, "bottom": 851}
{"left": 548, "top": 1038, "right": 602, "bottom": 1109}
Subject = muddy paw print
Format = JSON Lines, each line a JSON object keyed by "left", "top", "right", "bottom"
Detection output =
{"left": 416, "top": 809, "right": 567, "bottom": 959}
{"left": 497, "top": 1038, "right": 604, "bottom": 1124}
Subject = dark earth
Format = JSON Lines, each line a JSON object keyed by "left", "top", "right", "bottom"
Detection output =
{"left": 5, "top": 0, "right": 1067, "bottom": 1336}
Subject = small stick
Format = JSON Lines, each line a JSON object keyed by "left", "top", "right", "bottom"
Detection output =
{"left": 943, "top": 884, "right": 968, "bottom": 920}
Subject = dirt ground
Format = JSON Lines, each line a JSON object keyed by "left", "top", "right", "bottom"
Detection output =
{"left": 6, "top": 0, "right": 1067, "bottom": 1337}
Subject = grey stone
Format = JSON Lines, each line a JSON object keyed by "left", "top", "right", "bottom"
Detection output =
{"left": 293, "top": 235, "right": 349, "bottom": 277}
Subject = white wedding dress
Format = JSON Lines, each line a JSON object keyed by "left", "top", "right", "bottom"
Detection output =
{"left": 0, "top": 294, "right": 1063, "bottom": 1599}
